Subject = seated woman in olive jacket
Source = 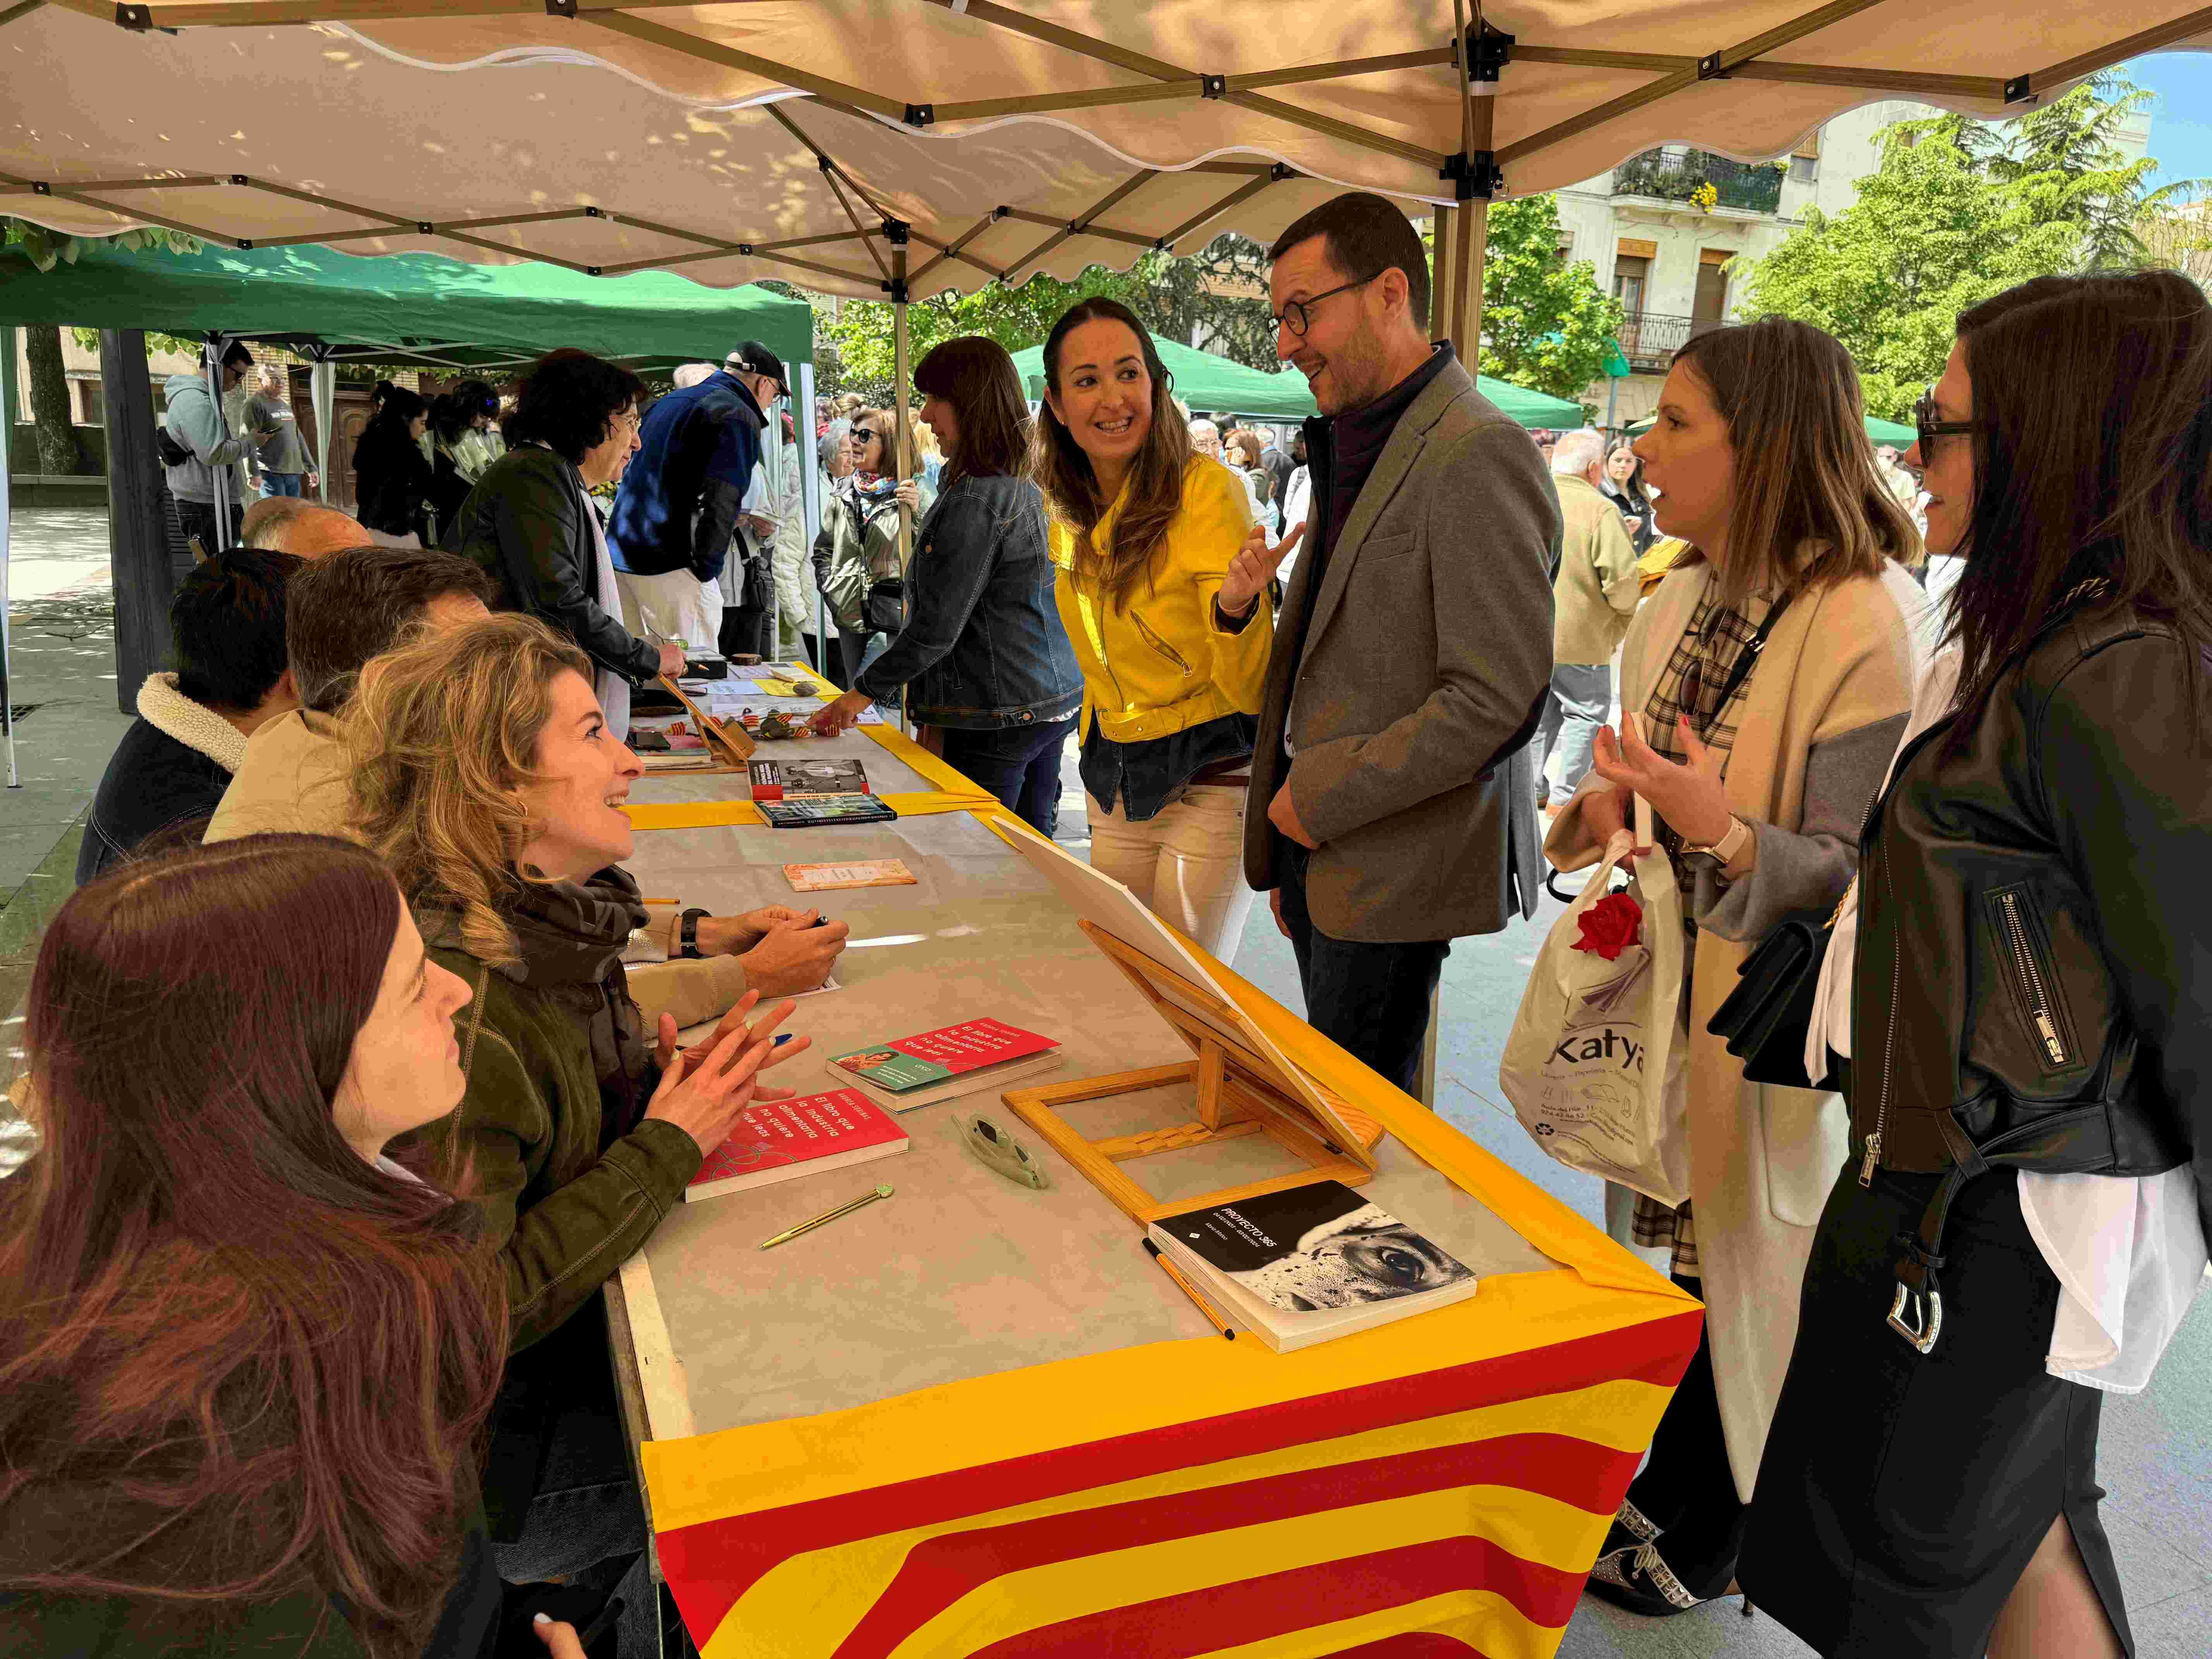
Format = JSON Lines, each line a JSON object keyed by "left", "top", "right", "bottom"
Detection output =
{"left": 448, "top": 349, "right": 684, "bottom": 739}
{"left": 0, "top": 837, "right": 506, "bottom": 1658}
{"left": 344, "top": 612, "right": 812, "bottom": 1620}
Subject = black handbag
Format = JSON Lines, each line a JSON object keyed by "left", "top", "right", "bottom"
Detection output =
{"left": 1706, "top": 909, "right": 1836, "bottom": 1090}
{"left": 861, "top": 575, "right": 907, "bottom": 635}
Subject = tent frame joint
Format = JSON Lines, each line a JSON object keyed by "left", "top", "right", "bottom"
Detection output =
{"left": 544, "top": 0, "right": 577, "bottom": 17}
{"left": 1461, "top": 19, "right": 1514, "bottom": 81}
{"left": 884, "top": 277, "right": 911, "bottom": 302}
{"left": 113, "top": 3, "right": 152, "bottom": 31}
{"left": 1200, "top": 74, "right": 1226, "bottom": 99}
{"left": 1697, "top": 50, "right": 1729, "bottom": 81}
{"left": 2003, "top": 72, "right": 2033, "bottom": 103}
{"left": 904, "top": 103, "right": 935, "bottom": 129}
{"left": 881, "top": 217, "right": 911, "bottom": 246}
{"left": 1441, "top": 150, "right": 1503, "bottom": 201}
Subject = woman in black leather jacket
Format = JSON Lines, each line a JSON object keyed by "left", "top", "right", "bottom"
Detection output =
{"left": 1743, "top": 271, "right": 2212, "bottom": 1659}
{"left": 810, "top": 338, "right": 1082, "bottom": 834}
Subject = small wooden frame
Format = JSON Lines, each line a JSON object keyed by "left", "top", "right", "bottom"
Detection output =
{"left": 1002, "top": 921, "right": 1383, "bottom": 1225}
{"left": 657, "top": 673, "right": 756, "bottom": 764}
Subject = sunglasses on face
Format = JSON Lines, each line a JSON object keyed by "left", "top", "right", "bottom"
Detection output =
{"left": 1914, "top": 386, "right": 1973, "bottom": 456}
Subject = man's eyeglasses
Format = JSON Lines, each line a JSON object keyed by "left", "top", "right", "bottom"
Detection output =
{"left": 1913, "top": 386, "right": 1973, "bottom": 456}
{"left": 1270, "top": 273, "right": 1379, "bottom": 338}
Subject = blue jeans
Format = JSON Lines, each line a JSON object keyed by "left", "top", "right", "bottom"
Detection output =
{"left": 1527, "top": 661, "right": 1613, "bottom": 806}
{"left": 258, "top": 472, "right": 305, "bottom": 498}
{"left": 1274, "top": 840, "right": 1449, "bottom": 1099}
{"left": 940, "top": 717, "right": 1074, "bottom": 837}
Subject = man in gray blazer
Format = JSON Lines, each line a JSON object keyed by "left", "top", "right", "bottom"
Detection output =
{"left": 1238, "top": 192, "right": 1560, "bottom": 1097}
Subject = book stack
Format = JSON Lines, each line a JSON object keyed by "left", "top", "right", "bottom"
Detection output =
{"left": 1146, "top": 1180, "right": 1480, "bottom": 1352}
{"left": 750, "top": 758, "right": 897, "bottom": 828}
{"left": 826, "top": 1018, "right": 1061, "bottom": 1111}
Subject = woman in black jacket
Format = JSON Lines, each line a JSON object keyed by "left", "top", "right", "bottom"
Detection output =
{"left": 809, "top": 338, "right": 1082, "bottom": 834}
{"left": 1743, "top": 271, "right": 2212, "bottom": 1659}
{"left": 448, "top": 350, "right": 681, "bottom": 742}
{"left": 354, "top": 385, "right": 437, "bottom": 542}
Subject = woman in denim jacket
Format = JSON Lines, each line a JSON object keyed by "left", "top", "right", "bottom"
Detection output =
{"left": 812, "top": 339, "right": 1083, "bottom": 835}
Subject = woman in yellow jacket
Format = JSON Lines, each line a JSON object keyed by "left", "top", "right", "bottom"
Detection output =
{"left": 1034, "top": 298, "right": 1275, "bottom": 962}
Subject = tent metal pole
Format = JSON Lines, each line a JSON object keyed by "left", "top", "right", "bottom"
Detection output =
{"left": 1431, "top": 208, "right": 1458, "bottom": 348}
{"left": 892, "top": 246, "right": 913, "bottom": 740}
{"left": 1457, "top": 199, "right": 1488, "bottom": 362}
{"left": 203, "top": 336, "right": 234, "bottom": 553}
{"left": 798, "top": 359, "right": 825, "bottom": 673}
{"left": 310, "top": 352, "right": 335, "bottom": 505}
{"left": 1, "top": 376, "right": 15, "bottom": 788}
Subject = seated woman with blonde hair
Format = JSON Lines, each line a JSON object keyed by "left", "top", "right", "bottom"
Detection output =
{"left": 345, "top": 610, "right": 814, "bottom": 1652}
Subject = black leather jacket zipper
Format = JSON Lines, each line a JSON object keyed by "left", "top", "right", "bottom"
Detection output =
{"left": 1856, "top": 716, "right": 1954, "bottom": 1187}
{"left": 1995, "top": 890, "right": 2071, "bottom": 1067}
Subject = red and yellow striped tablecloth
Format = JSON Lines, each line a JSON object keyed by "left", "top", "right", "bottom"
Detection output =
{"left": 633, "top": 702, "right": 1702, "bottom": 1656}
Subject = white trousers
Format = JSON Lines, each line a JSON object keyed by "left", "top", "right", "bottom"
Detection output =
{"left": 1085, "top": 784, "right": 1256, "bottom": 967}
{"left": 615, "top": 568, "right": 721, "bottom": 651}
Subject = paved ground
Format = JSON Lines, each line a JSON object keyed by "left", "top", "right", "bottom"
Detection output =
{"left": 3, "top": 504, "right": 2207, "bottom": 1655}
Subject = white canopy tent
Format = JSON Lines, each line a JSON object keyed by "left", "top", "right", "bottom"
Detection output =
{"left": 2, "top": 0, "right": 2207, "bottom": 768}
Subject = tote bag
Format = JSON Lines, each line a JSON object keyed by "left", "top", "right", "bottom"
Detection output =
{"left": 1499, "top": 827, "right": 1692, "bottom": 1207}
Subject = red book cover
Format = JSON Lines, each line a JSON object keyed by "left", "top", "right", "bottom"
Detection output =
{"left": 829, "top": 1018, "right": 1060, "bottom": 1093}
{"left": 684, "top": 1088, "right": 909, "bottom": 1202}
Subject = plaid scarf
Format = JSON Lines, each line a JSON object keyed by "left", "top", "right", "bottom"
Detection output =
{"left": 1640, "top": 573, "right": 1775, "bottom": 864}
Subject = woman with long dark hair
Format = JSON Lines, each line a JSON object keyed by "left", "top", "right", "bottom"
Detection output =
{"left": 810, "top": 338, "right": 1083, "bottom": 833}
{"left": 448, "top": 349, "right": 678, "bottom": 742}
{"left": 353, "top": 384, "right": 437, "bottom": 543}
{"left": 1032, "top": 297, "right": 1274, "bottom": 962}
{"left": 1601, "top": 440, "right": 1657, "bottom": 553}
{"left": 1742, "top": 271, "right": 2212, "bottom": 1659}
{"left": 425, "top": 392, "right": 482, "bottom": 549}
{"left": 1545, "top": 315, "right": 1922, "bottom": 1617}
{"left": 0, "top": 837, "right": 505, "bottom": 1657}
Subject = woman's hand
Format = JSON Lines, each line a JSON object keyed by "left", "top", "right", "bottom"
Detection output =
{"left": 531, "top": 1614, "right": 586, "bottom": 1659}
{"left": 808, "top": 689, "right": 877, "bottom": 736}
{"left": 644, "top": 993, "right": 810, "bottom": 1155}
{"left": 1221, "top": 520, "right": 1305, "bottom": 617}
{"left": 1589, "top": 714, "right": 1733, "bottom": 849}
{"left": 893, "top": 480, "right": 920, "bottom": 513}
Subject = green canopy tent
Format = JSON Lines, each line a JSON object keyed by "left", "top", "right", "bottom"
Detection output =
{"left": 1008, "top": 336, "right": 1586, "bottom": 431}
{"left": 0, "top": 239, "right": 814, "bottom": 761}
{"left": 0, "top": 239, "right": 813, "bottom": 373}
{"left": 1623, "top": 410, "right": 1917, "bottom": 447}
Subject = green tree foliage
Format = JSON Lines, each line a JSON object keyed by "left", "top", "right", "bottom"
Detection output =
{"left": 1738, "top": 74, "right": 2191, "bottom": 418}
{"left": 5, "top": 220, "right": 206, "bottom": 473}
{"left": 1462, "top": 194, "right": 1624, "bottom": 401}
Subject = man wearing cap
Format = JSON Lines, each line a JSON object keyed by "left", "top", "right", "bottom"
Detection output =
{"left": 606, "top": 339, "right": 786, "bottom": 652}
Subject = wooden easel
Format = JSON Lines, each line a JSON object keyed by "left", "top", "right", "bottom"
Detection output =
{"left": 1001, "top": 921, "right": 1384, "bottom": 1225}
{"left": 657, "top": 675, "right": 755, "bottom": 766}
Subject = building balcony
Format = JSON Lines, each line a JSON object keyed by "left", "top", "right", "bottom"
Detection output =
{"left": 1616, "top": 312, "right": 1725, "bottom": 373}
{"left": 1610, "top": 149, "right": 1786, "bottom": 215}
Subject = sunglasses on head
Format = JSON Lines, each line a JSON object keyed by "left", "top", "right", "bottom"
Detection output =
{"left": 1913, "top": 386, "right": 1973, "bottom": 456}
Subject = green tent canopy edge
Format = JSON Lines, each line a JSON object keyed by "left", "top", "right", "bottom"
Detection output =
{"left": 0, "top": 238, "right": 812, "bottom": 373}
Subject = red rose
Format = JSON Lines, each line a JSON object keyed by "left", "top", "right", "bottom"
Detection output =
{"left": 1572, "top": 890, "right": 1644, "bottom": 960}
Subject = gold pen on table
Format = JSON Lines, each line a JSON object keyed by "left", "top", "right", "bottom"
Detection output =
{"left": 758, "top": 1184, "right": 893, "bottom": 1250}
{"left": 1143, "top": 1238, "right": 1235, "bottom": 1340}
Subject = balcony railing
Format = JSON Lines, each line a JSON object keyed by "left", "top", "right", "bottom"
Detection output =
{"left": 1610, "top": 149, "right": 1786, "bottom": 215}
{"left": 1615, "top": 312, "right": 1725, "bottom": 372}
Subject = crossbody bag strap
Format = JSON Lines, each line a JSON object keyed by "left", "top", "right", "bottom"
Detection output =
{"left": 1701, "top": 587, "right": 1797, "bottom": 737}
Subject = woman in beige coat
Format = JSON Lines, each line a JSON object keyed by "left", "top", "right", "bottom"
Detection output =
{"left": 1544, "top": 316, "right": 1922, "bottom": 1617}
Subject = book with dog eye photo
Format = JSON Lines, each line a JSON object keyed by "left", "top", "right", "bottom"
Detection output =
{"left": 1145, "top": 1179, "right": 1479, "bottom": 1352}
{"left": 684, "top": 1087, "right": 909, "bottom": 1200}
{"left": 825, "top": 1017, "right": 1061, "bottom": 1111}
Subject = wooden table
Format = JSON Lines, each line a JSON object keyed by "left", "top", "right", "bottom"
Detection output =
{"left": 604, "top": 716, "right": 1700, "bottom": 1659}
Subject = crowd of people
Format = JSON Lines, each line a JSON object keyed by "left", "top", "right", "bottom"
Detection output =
{"left": 8, "top": 187, "right": 2209, "bottom": 1659}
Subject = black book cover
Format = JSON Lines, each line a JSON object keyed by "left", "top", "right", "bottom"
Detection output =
{"left": 1154, "top": 1180, "right": 1474, "bottom": 1314}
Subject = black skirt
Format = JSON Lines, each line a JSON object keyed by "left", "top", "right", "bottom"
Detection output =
{"left": 1740, "top": 1161, "right": 2132, "bottom": 1658}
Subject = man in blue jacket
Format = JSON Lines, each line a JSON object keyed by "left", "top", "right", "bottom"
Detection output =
{"left": 607, "top": 341, "right": 786, "bottom": 655}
